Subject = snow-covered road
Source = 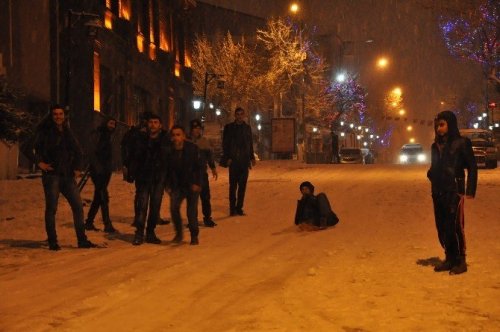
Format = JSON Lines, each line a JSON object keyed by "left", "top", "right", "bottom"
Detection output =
{"left": 1, "top": 161, "right": 499, "bottom": 331}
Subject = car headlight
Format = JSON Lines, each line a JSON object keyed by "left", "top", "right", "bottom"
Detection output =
{"left": 417, "top": 154, "right": 426, "bottom": 162}
{"left": 400, "top": 154, "right": 408, "bottom": 162}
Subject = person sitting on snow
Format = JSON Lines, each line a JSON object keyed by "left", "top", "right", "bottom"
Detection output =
{"left": 294, "top": 181, "right": 339, "bottom": 230}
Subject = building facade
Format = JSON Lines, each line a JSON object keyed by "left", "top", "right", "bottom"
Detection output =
{"left": 1, "top": 0, "right": 196, "bottom": 167}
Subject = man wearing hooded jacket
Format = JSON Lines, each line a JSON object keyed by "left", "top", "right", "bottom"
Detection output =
{"left": 427, "top": 110, "right": 477, "bottom": 275}
{"left": 84, "top": 117, "right": 117, "bottom": 233}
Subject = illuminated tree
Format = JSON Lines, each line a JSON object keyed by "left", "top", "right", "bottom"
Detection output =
{"left": 325, "top": 75, "right": 367, "bottom": 126}
{"left": 439, "top": 0, "right": 499, "bottom": 84}
{"left": 191, "top": 32, "right": 257, "bottom": 113}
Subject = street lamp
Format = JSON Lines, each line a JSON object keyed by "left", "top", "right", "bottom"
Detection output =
{"left": 193, "top": 100, "right": 202, "bottom": 110}
{"left": 336, "top": 73, "right": 347, "bottom": 82}
{"left": 376, "top": 57, "right": 389, "bottom": 69}
{"left": 290, "top": 3, "right": 299, "bottom": 14}
{"left": 203, "top": 72, "right": 225, "bottom": 118}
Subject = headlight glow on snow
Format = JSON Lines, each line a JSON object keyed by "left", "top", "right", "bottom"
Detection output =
{"left": 400, "top": 154, "right": 408, "bottom": 162}
{"left": 417, "top": 154, "right": 426, "bottom": 162}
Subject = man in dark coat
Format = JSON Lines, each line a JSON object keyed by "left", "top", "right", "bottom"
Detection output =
{"left": 120, "top": 111, "right": 152, "bottom": 183}
{"left": 189, "top": 119, "right": 218, "bottom": 227}
{"left": 84, "top": 117, "right": 117, "bottom": 233}
{"left": 222, "top": 107, "right": 256, "bottom": 216}
{"left": 427, "top": 110, "right": 477, "bottom": 275}
{"left": 34, "top": 105, "right": 96, "bottom": 250}
{"left": 130, "top": 114, "right": 169, "bottom": 245}
{"left": 166, "top": 125, "right": 202, "bottom": 245}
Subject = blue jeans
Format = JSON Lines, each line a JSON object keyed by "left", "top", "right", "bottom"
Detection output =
{"left": 42, "top": 174, "right": 87, "bottom": 244}
{"left": 134, "top": 180, "right": 164, "bottom": 235}
{"left": 170, "top": 189, "right": 199, "bottom": 240}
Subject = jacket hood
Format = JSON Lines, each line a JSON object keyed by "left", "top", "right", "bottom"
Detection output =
{"left": 434, "top": 110, "right": 461, "bottom": 143}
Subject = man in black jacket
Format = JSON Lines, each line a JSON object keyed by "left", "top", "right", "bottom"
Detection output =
{"left": 84, "top": 117, "right": 117, "bottom": 233}
{"left": 34, "top": 105, "right": 96, "bottom": 250}
{"left": 166, "top": 125, "right": 202, "bottom": 245}
{"left": 222, "top": 107, "right": 256, "bottom": 216}
{"left": 189, "top": 119, "right": 217, "bottom": 227}
{"left": 427, "top": 110, "right": 477, "bottom": 275}
{"left": 121, "top": 111, "right": 152, "bottom": 183}
{"left": 131, "top": 114, "right": 169, "bottom": 245}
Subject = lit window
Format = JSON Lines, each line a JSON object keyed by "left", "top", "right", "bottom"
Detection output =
{"left": 149, "top": 43, "right": 156, "bottom": 61}
{"left": 137, "top": 33, "right": 144, "bottom": 53}
{"left": 105, "top": 10, "right": 113, "bottom": 29}
{"left": 160, "top": 31, "right": 169, "bottom": 51}
{"left": 119, "top": 0, "right": 130, "bottom": 20}
{"left": 93, "top": 52, "right": 100, "bottom": 112}
{"left": 175, "top": 63, "right": 181, "bottom": 77}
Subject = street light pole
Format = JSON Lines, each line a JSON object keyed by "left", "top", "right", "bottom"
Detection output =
{"left": 203, "top": 72, "right": 224, "bottom": 120}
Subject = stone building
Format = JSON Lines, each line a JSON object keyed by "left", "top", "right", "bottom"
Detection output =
{"left": 0, "top": 0, "right": 196, "bottom": 168}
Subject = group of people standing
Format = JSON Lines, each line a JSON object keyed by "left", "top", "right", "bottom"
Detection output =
{"left": 33, "top": 105, "right": 478, "bottom": 276}
{"left": 35, "top": 105, "right": 255, "bottom": 250}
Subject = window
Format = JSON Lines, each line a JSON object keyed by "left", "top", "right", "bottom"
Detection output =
{"left": 93, "top": 52, "right": 101, "bottom": 112}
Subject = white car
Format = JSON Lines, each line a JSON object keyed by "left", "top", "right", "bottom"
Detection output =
{"left": 399, "top": 143, "right": 427, "bottom": 164}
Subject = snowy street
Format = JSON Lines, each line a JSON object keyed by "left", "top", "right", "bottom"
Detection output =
{"left": 1, "top": 161, "right": 499, "bottom": 331}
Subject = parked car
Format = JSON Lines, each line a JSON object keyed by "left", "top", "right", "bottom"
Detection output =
{"left": 460, "top": 129, "right": 497, "bottom": 169}
{"left": 360, "top": 148, "right": 375, "bottom": 164}
{"left": 399, "top": 143, "right": 427, "bottom": 164}
{"left": 339, "top": 147, "right": 363, "bottom": 164}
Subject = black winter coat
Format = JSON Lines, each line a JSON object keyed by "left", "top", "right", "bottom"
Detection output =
{"left": 129, "top": 132, "right": 169, "bottom": 184}
{"left": 88, "top": 126, "right": 113, "bottom": 174}
{"left": 222, "top": 121, "right": 255, "bottom": 166}
{"left": 166, "top": 141, "right": 202, "bottom": 191}
{"left": 34, "top": 123, "right": 83, "bottom": 176}
{"left": 427, "top": 137, "right": 478, "bottom": 197}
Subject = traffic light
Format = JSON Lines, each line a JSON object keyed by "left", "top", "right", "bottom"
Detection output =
{"left": 488, "top": 101, "right": 496, "bottom": 109}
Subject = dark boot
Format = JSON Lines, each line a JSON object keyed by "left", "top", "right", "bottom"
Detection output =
{"left": 101, "top": 203, "right": 115, "bottom": 233}
{"left": 189, "top": 226, "right": 199, "bottom": 245}
{"left": 49, "top": 242, "right": 61, "bottom": 251}
{"left": 133, "top": 231, "right": 144, "bottom": 246}
{"left": 104, "top": 223, "right": 117, "bottom": 233}
{"left": 449, "top": 256, "right": 467, "bottom": 275}
{"left": 78, "top": 239, "right": 98, "bottom": 248}
{"left": 84, "top": 220, "right": 100, "bottom": 231}
{"left": 171, "top": 233, "right": 183, "bottom": 244}
{"left": 145, "top": 232, "right": 162, "bottom": 244}
{"left": 434, "top": 255, "right": 455, "bottom": 272}
{"left": 203, "top": 217, "right": 217, "bottom": 227}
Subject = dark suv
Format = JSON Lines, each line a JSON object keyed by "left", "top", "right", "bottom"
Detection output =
{"left": 460, "top": 129, "right": 497, "bottom": 169}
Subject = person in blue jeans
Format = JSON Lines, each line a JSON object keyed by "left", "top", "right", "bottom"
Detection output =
{"left": 34, "top": 105, "right": 96, "bottom": 250}
{"left": 166, "top": 125, "right": 202, "bottom": 245}
{"left": 130, "top": 114, "right": 169, "bottom": 245}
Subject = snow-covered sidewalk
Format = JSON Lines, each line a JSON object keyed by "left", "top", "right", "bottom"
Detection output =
{"left": 1, "top": 161, "right": 499, "bottom": 331}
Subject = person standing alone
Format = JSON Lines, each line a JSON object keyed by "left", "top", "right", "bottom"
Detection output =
{"left": 84, "top": 117, "right": 117, "bottom": 233}
{"left": 222, "top": 107, "right": 256, "bottom": 216}
{"left": 34, "top": 105, "right": 96, "bottom": 250}
{"left": 427, "top": 110, "right": 477, "bottom": 275}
